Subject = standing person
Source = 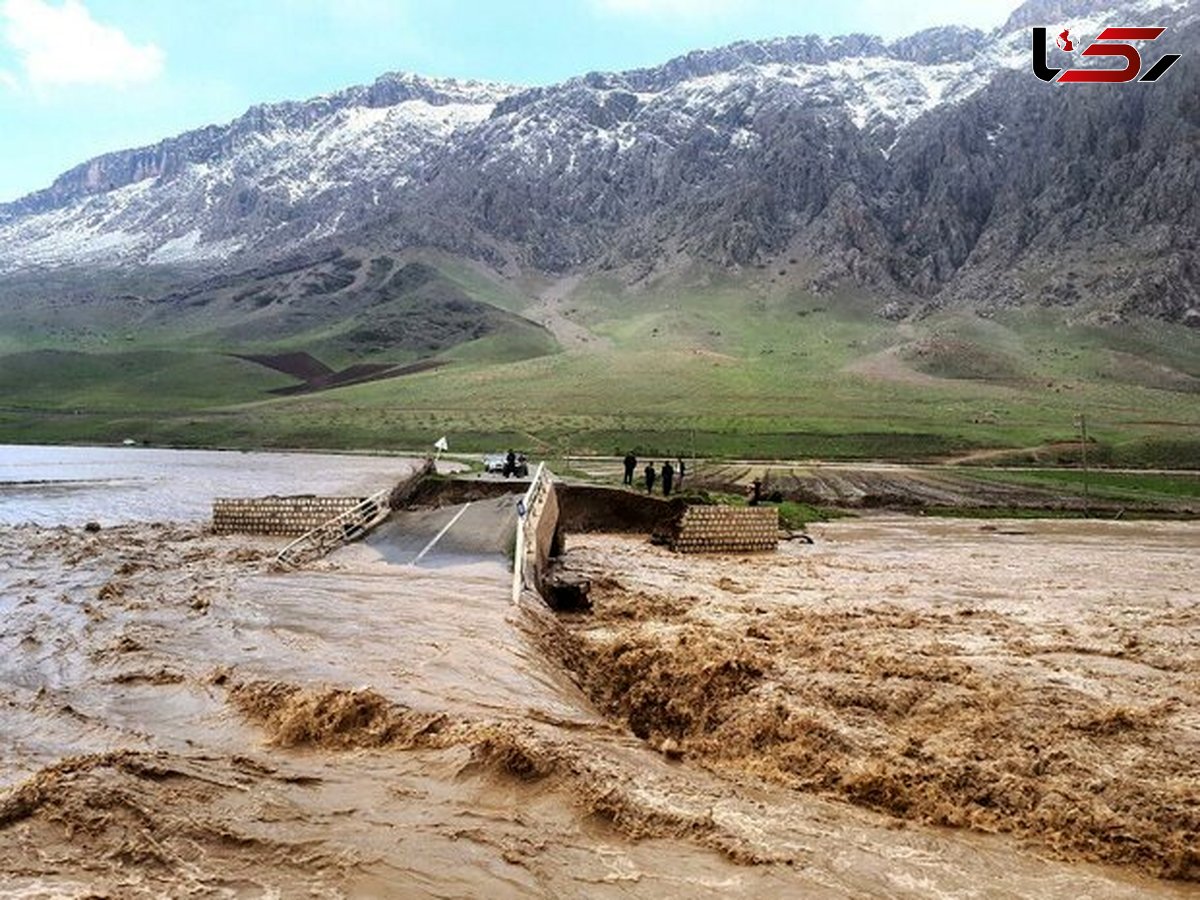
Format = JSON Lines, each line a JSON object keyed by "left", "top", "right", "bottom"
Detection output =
{"left": 676, "top": 456, "right": 686, "bottom": 490}
{"left": 623, "top": 451, "right": 637, "bottom": 486}
{"left": 644, "top": 462, "right": 657, "bottom": 494}
{"left": 661, "top": 460, "right": 674, "bottom": 496}
{"left": 750, "top": 478, "right": 763, "bottom": 506}
{"left": 504, "top": 449, "right": 517, "bottom": 478}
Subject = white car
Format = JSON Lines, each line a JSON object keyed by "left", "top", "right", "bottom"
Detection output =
{"left": 483, "top": 453, "right": 528, "bottom": 477}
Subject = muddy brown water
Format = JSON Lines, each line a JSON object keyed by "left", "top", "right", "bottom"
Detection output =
{"left": 1, "top": 508, "right": 1196, "bottom": 896}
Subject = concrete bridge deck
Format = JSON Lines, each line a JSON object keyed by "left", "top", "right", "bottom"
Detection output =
{"left": 359, "top": 494, "right": 519, "bottom": 569}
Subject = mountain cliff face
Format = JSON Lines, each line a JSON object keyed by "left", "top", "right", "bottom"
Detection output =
{"left": 0, "top": 73, "right": 511, "bottom": 269}
{"left": 1, "top": 0, "right": 1196, "bottom": 323}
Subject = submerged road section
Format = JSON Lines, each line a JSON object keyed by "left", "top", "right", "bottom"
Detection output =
{"left": 357, "top": 494, "right": 519, "bottom": 569}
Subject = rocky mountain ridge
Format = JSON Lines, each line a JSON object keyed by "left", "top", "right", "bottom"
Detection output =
{"left": 1, "top": 0, "right": 1197, "bottom": 324}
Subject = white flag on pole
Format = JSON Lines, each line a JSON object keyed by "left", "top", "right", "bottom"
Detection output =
{"left": 434, "top": 436, "right": 449, "bottom": 452}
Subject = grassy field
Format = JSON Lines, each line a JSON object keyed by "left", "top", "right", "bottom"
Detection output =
{"left": 1, "top": 258, "right": 1197, "bottom": 465}
{"left": 956, "top": 469, "right": 1200, "bottom": 503}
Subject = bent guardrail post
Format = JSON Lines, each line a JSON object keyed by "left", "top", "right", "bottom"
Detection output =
{"left": 275, "top": 486, "right": 391, "bottom": 569}
{"left": 274, "top": 458, "right": 435, "bottom": 570}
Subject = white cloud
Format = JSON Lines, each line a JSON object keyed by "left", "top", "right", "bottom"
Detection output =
{"left": 1, "top": 0, "right": 164, "bottom": 90}
{"left": 592, "top": 0, "right": 745, "bottom": 20}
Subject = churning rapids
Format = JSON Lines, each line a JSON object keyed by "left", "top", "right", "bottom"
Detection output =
{"left": 0, "top": 447, "right": 1196, "bottom": 897}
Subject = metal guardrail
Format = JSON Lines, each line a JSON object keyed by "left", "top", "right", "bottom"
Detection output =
{"left": 275, "top": 487, "right": 392, "bottom": 569}
{"left": 511, "top": 463, "right": 552, "bottom": 603}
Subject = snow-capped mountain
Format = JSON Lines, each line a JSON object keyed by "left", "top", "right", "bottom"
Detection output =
{"left": 0, "top": 24, "right": 1017, "bottom": 271}
{"left": 0, "top": 73, "right": 512, "bottom": 269}
{"left": 1, "top": 0, "right": 1197, "bottom": 322}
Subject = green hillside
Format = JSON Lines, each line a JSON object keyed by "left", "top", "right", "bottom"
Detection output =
{"left": 1, "top": 257, "right": 1197, "bottom": 465}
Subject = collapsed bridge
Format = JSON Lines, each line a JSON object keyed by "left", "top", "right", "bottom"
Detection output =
{"left": 212, "top": 461, "right": 780, "bottom": 605}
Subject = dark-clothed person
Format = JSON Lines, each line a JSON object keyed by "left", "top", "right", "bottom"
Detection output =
{"left": 661, "top": 461, "right": 674, "bottom": 496}
{"left": 504, "top": 449, "right": 518, "bottom": 478}
{"left": 623, "top": 452, "right": 637, "bottom": 486}
{"left": 750, "top": 478, "right": 763, "bottom": 505}
{"left": 644, "top": 463, "right": 657, "bottom": 494}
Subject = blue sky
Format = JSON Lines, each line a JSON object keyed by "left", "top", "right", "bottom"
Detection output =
{"left": 0, "top": 0, "right": 1024, "bottom": 202}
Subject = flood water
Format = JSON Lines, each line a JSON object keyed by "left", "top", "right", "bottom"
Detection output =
{"left": 0, "top": 446, "right": 1196, "bottom": 897}
{"left": 0, "top": 443, "right": 413, "bottom": 525}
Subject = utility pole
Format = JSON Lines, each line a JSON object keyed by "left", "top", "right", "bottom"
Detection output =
{"left": 1076, "top": 412, "right": 1089, "bottom": 518}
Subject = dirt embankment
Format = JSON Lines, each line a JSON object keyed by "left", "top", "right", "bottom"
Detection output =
{"left": 551, "top": 525, "right": 1200, "bottom": 880}
{"left": 405, "top": 477, "right": 684, "bottom": 533}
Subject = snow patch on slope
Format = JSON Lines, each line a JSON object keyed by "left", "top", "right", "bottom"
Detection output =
{"left": 0, "top": 86, "right": 503, "bottom": 273}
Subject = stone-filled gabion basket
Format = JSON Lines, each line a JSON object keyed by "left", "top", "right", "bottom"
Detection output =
{"left": 667, "top": 505, "right": 779, "bottom": 554}
{"left": 211, "top": 497, "right": 363, "bottom": 536}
